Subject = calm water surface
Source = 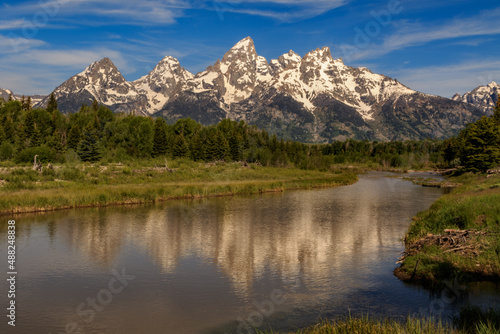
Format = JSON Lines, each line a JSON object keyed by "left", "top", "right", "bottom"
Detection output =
{"left": 1, "top": 172, "right": 499, "bottom": 333}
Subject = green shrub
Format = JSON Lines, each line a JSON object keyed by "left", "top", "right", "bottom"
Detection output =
{"left": 64, "top": 149, "right": 80, "bottom": 164}
{"left": 58, "top": 166, "right": 83, "bottom": 181}
{"left": 390, "top": 155, "right": 406, "bottom": 168}
{"left": 42, "top": 168, "right": 56, "bottom": 178}
{"left": 15, "top": 145, "right": 56, "bottom": 164}
{"left": 0, "top": 141, "right": 14, "bottom": 161}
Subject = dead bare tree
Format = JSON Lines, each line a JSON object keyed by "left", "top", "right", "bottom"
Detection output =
{"left": 33, "top": 154, "right": 43, "bottom": 173}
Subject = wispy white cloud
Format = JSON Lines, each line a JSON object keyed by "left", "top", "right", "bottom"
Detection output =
{"left": 449, "top": 37, "right": 495, "bottom": 47}
{"left": 20, "top": 49, "right": 127, "bottom": 68}
{"left": 339, "top": 7, "right": 500, "bottom": 61}
{"left": 0, "top": 34, "right": 46, "bottom": 53}
{"left": 0, "top": 66, "right": 63, "bottom": 95}
{"left": 208, "top": 0, "right": 348, "bottom": 22}
{"left": 394, "top": 59, "right": 500, "bottom": 97}
{"left": 1, "top": 0, "right": 349, "bottom": 28}
{"left": 1, "top": 0, "right": 188, "bottom": 26}
{"left": 0, "top": 20, "right": 28, "bottom": 30}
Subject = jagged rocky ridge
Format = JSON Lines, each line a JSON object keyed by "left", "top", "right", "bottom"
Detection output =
{"left": 36, "top": 37, "right": 485, "bottom": 141}
{"left": 452, "top": 81, "right": 499, "bottom": 115}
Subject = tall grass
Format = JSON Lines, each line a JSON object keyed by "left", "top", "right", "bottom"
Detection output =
{"left": 453, "top": 305, "right": 500, "bottom": 334}
{"left": 291, "top": 316, "right": 451, "bottom": 334}
{"left": 258, "top": 308, "right": 500, "bottom": 334}
{"left": 0, "top": 160, "right": 357, "bottom": 215}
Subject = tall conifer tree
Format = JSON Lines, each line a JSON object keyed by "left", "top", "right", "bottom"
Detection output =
{"left": 172, "top": 134, "right": 189, "bottom": 158}
{"left": 47, "top": 93, "right": 58, "bottom": 113}
{"left": 77, "top": 123, "right": 101, "bottom": 162}
{"left": 152, "top": 118, "right": 168, "bottom": 157}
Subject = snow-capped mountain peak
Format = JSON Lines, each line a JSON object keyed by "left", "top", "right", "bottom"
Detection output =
{"left": 452, "top": 81, "right": 499, "bottom": 114}
{"left": 78, "top": 58, "right": 131, "bottom": 90}
{"left": 72, "top": 57, "right": 136, "bottom": 99}
{"left": 221, "top": 36, "right": 258, "bottom": 68}
{"left": 306, "top": 46, "right": 332, "bottom": 61}
{"left": 36, "top": 57, "right": 147, "bottom": 114}
{"left": 228, "top": 36, "right": 255, "bottom": 52}
{"left": 133, "top": 56, "right": 193, "bottom": 113}
{"left": 487, "top": 81, "right": 499, "bottom": 89}
{"left": 270, "top": 50, "right": 302, "bottom": 74}
{"left": 264, "top": 45, "right": 417, "bottom": 121}
{"left": 187, "top": 36, "right": 272, "bottom": 105}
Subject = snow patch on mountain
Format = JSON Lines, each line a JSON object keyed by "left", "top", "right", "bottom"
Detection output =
{"left": 35, "top": 58, "right": 148, "bottom": 114}
{"left": 452, "top": 81, "right": 499, "bottom": 114}
{"left": 133, "top": 56, "right": 193, "bottom": 113}
{"left": 266, "top": 46, "right": 415, "bottom": 120}
{"left": 61, "top": 58, "right": 139, "bottom": 104}
{"left": 0, "top": 88, "right": 14, "bottom": 101}
{"left": 186, "top": 36, "right": 274, "bottom": 106}
{"left": 270, "top": 50, "right": 302, "bottom": 74}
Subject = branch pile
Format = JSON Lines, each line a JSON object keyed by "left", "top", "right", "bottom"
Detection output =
{"left": 397, "top": 229, "right": 488, "bottom": 263}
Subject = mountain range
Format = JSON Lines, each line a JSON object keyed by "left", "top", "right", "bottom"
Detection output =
{"left": 3, "top": 37, "right": 497, "bottom": 142}
{"left": 0, "top": 88, "right": 45, "bottom": 106}
{"left": 452, "top": 81, "right": 499, "bottom": 115}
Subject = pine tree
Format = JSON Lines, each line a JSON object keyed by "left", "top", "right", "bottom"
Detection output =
{"left": 48, "top": 130, "right": 65, "bottom": 156}
{"left": 20, "top": 95, "right": 26, "bottom": 111}
{"left": 0, "top": 125, "right": 5, "bottom": 143}
{"left": 172, "top": 134, "right": 189, "bottom": 158}
{"left": 8, "top": 93, "right": 13, "bottom": 102}
{"left": 79, "top": 103, "right": 87, "bottom": 113}
{"left": 152, "top": 118, "right": 168, "bottom": 157}
{"left": 92, "top": 114, "right": 101, "bottom": 134}
{"left": 24, "top": 110, "right": 35, "bottom": 140}
{"left": 461, "top": 116, "right": 500, "bottom": 172}
{"left": 229, "top": 132, "right": 242, "bottom": 161}
{"left": 270, "top": 134, "right": 278, "bottom": 152}
{"left": 47, "top": 93, "right": 58, "bottom": 113}
{"left": 67, "top": 125, "right": 81, "bottom": 150}
{"left": 205, "top": 129, "right": 229, "bottom": 161}
{"left": 14, "top": 124, "right": 28, "bottom": 153}
{"left": 91, "top": 98, "right": 99, "bottom": 112}
{"left": 190, "top": 131, "right": 206, "bottom": 161}
{"left": 493, "top": 99, "right": 500, "bottom": 125}
{"left": 3, "top": 117, "right": 15, "bottom": 144}
{"left": 77, "top": 123, "right": 101, "bottom": 162}
{"left": 31, "top": 126, "right": 42, "bottom": 147}
{"left": 210, "top": 130, "right": 230, "bottom": 161}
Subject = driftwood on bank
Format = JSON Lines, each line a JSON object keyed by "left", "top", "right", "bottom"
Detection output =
{"left": 33, "top": 154, "right": 42, "bottom": 173}
{"left": 397, "top": 229, "right": 488, "bottom": 264}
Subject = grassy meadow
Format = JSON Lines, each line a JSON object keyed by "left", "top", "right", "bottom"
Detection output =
{"left": 0, "top": 158, "right": 358, "bottom": 215}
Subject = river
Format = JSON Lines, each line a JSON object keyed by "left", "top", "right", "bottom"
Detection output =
{"left": 1, "top": 172, "right": 499, "bottom": 333}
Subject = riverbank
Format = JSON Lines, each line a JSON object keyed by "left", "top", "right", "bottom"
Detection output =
{"left": 394, "top": 172, "right": 500, "bottom": 284}
{"left": 265, "top": 305, "right": 500, "bottom": 333}
{"left": 0, "top": 159, "right": 357, "bottom": 215}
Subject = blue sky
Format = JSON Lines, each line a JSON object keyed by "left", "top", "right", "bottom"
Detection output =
{"left": 0, "top": 0, "right": 499, "bottom": 97}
